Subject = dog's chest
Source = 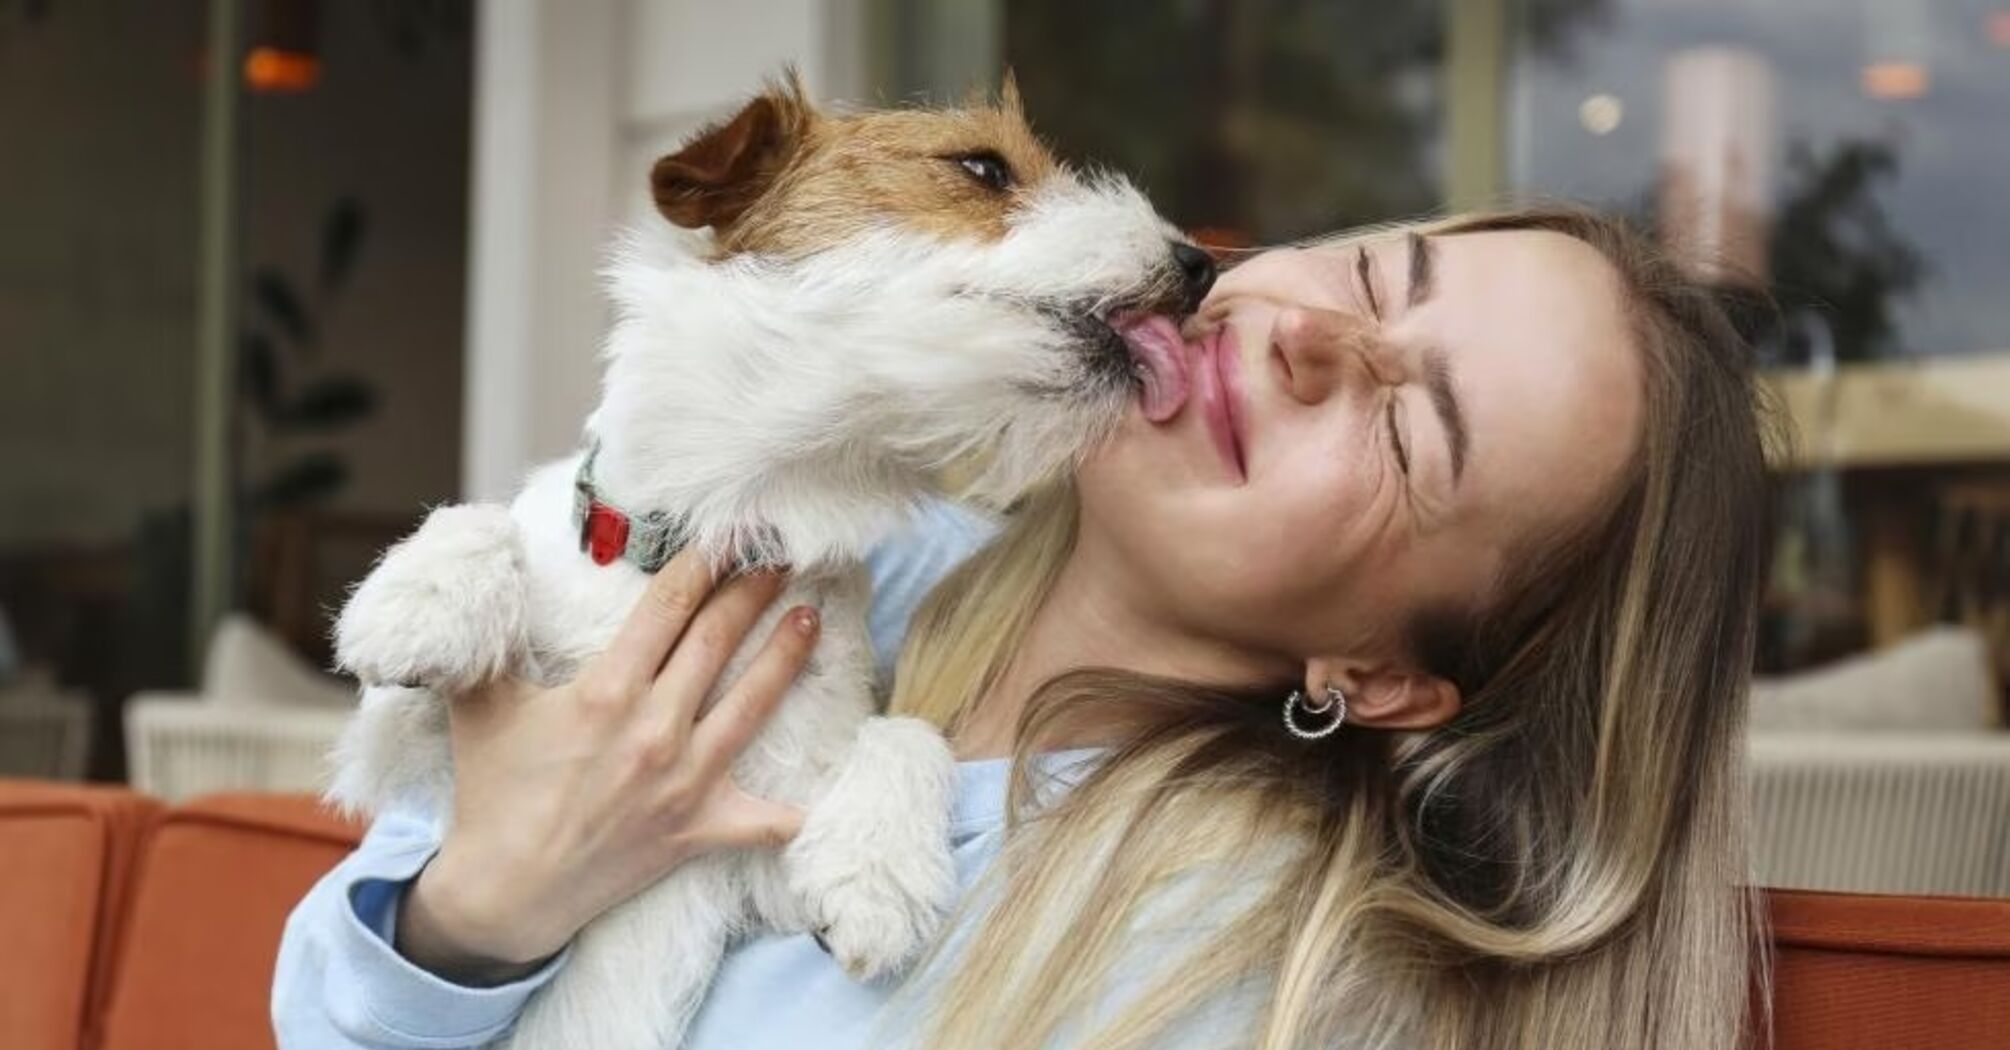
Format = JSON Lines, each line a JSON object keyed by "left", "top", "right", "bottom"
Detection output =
{"left": 504, "top": 458, "right": 883, "bottom": 804}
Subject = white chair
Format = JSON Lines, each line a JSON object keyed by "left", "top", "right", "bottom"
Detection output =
{"left": 1748, "top": 626, "right": 2010, "bottom": 897}
{"left": 0, "top": 670, "right": 92, "bottom": 780}
{"left": 1750, "top": 733, "right": 2010, "bottom": 896}
{"left": 124, "top": 614, "right": 354, "bottom": 802}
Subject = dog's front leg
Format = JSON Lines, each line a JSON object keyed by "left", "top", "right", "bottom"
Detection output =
{"left": 334, "top": 503, "right": 529, "bottom": 696}
{"left": 324, "top": 683, "right": 452, "bottom": 816}
{"left": 786, "top": 716, "right": 958, "bottom": 980}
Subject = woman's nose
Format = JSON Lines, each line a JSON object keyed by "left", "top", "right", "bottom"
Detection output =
{"left": 1271, "top": 305, "right": 1391, "bottom": 405}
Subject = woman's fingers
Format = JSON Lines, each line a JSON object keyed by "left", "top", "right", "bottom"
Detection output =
{"left": 690, "top": 605, "right": 820, "bottom": 783}
{"left": 592, "top": 547, "right": 719, "bottom": 695}
{"left": 704, "top": 785, "right": 807, "bottom": 851}
{"left": 643, "top": 569, "right": 789, "bottom": 734}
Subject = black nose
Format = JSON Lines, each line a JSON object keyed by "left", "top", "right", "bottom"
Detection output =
{"left": 1171, "top": 241, "right": 1217, "bottom": 314}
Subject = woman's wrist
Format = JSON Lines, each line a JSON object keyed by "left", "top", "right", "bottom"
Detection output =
{"left": 394, "top": 848, "right": 562, "bottom": 987}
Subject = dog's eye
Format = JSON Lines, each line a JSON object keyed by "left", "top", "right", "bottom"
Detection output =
{"left": 950, "top": 151, "right": 1013, "bottom": 192}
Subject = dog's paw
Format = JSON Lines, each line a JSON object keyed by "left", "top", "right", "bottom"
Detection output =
{"left": 334, "top": 503, "right": 528, "bottom": 693}
{"left": 804, "top": 861, "right": 952, "bottom": 981}
{"left": 787, "top": 717, "right": 958, "bottom": 981}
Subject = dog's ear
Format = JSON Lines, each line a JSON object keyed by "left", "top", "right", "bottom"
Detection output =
{"left": 651, "top": 76, "right": 812, "bottom": 230}
{"left": 959, "top": 71, "right": 1023, "bottom": 116}
{"left": 999, "top": 68, "right": 1024, "bottom": 116}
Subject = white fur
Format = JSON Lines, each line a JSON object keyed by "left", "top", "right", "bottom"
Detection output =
{"left": 329, "top": 170, "right": 1188, "bottom": 1049}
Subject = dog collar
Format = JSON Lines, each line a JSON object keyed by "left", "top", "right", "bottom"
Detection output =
{"left": 571, "top": 441, "right": 693, "bottom": 573}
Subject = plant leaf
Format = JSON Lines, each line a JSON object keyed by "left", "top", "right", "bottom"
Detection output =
{"left": 253, "top": 454, "right": 348, "bottom": 507}
{"left": 252, "top": 267, "right": 315, "bottom": 348}
{"left": 320, "top": 197, "right": 368, "bottom": 292}
{"left": 237, "top": 332, "right": 282, "bottom": 420}
{"left": 277, "top": 375, "right": 378, "bottom": 432}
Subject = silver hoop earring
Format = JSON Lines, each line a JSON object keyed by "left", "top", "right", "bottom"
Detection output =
{"left": 1284, "top": 684, "right": 1347, "bottom": 740}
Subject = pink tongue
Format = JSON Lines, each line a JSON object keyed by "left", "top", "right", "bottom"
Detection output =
{"left": 1117, "top": 315, "right": 1191, "bottom": 422}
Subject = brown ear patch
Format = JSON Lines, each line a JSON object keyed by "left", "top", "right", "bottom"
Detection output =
{"left": 671, "top": 68, "right": 1070, "bottom": 258}
{"left": 651, "top": 77, "right": 813, "bottom": 230}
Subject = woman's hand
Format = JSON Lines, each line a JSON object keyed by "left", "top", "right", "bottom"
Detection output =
{"left": 394, "top": 548, "right": 819, "bottom": 986}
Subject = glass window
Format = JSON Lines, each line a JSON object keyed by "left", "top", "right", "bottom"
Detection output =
{"left": 1509, "top": 0, "right": 2010, "bottom": 362}
{"left": 0, "top": 4, "right": 206, "bottom": 778}
{"left": 1511, "top": 0, "right": 2010, "bottom": 674}
{"left": 0, "top": 2, "right": 471, "bottom": 780}
{"left": 1003, "top": 1, "right": 1452, "bottom": 243}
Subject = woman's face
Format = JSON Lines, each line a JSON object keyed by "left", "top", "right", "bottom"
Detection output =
{"left": 1076, "top": 228, "right": 1645, "bottom": 680}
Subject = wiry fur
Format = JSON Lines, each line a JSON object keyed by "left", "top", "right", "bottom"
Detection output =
{"left": 328, "top": 77, "right": 1197, "bottom": 1050}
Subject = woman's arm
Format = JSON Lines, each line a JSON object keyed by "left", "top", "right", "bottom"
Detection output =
{"left": 272, "top": 807, "right": 564, "bottom": 1048}
{"left": 272, "top": 498, "right": 992, "bottom": 1047}
{"left": 274, "top": 551, "right": 817, "bottom": 1047}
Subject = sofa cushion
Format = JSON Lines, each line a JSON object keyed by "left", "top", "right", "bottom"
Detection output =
{"left": 96, "top": 793, "right": 363, "bottom": 1050}
{"left": 0, "top": 781, "right": 161, "bottom": 1050}
{"left": 1750, "top": 626, "right": 1999, "bottom": 732}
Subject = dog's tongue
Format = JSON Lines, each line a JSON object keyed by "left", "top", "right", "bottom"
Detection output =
{"left": 1117, "top": 315, "right": 1191, "bottom": 422}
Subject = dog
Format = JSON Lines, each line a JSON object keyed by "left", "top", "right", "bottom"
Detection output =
{"left": 327, "top": 72, "right": 1213, "bottom": 1050}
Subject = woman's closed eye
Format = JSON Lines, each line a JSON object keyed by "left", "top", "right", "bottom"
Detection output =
{"left": 1386, "top": 397, "right": 1411, "bottom": 476}
{"left": 1354, "top": 246, "right": 1409, "bottom": 476}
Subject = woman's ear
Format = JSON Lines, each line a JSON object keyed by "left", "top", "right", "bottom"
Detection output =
{"left": 1304, "top": 656, "right": 1461, "bottom": 730}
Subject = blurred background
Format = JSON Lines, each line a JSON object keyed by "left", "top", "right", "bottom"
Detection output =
{"left": 2, "top": 0, "right": 2007, "bottom": 898}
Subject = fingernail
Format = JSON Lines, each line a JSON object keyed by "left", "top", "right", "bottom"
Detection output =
{"left": 792, "top": 606, "right": 819, "bottom": 634}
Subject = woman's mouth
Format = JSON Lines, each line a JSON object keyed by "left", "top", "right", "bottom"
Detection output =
{"left": 1194, "top": 325, "right": 1246, "bottom": 481}
{"left": 1116, "top": 314, "right": 1246, "bottom": 481}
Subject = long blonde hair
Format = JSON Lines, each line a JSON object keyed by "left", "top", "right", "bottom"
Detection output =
{"left": 889, "top": 205, "right": 1780, "bottom": 1049}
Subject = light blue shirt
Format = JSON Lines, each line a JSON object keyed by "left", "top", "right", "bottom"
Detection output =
{"left": 272, "top": 499, "right": 1266, "bottom": 1048}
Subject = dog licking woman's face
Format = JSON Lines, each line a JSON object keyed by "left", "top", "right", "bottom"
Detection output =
{"left": 1070, "top": 229, "right": 1645, "bottom": 714}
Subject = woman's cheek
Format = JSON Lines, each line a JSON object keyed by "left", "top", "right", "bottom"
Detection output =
{"left": 1281, "top": 442, "right": 1394, "bottom": 575}
{"left": 1281, "top": 427, "right": 1378, "bottom": 520}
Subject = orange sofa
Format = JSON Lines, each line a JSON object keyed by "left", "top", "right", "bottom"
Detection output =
{"left": 0, "top": 781, "right": 362, "bottom": 1050}
{"left": 0, "top": 782, "right": 162, "bottom": 1050}
{"left": 3, "top": 779, "right": 2007, "bottom": 1049}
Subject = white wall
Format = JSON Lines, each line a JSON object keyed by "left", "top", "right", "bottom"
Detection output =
{"left": 461, "top": 0, "right": 869, "bottom": 501}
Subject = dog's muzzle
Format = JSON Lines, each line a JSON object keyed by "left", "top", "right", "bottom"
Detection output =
{"left": 1080, "top": 238, "right": 1216, "bottom": 387}
{"left": 1171, "top": 241, "right": 1217, "bottom": 315}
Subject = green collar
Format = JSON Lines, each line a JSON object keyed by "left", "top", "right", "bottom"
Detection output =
{"left": 571, "top": 441, "right": 693, "bottom": 573}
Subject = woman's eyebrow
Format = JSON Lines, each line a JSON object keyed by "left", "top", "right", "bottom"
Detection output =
{"left": 1425, "top": 347, "right": 1469, "bottom": 485}
{"left": 1408, "top": 232, "right": 1436, "bottom": 307}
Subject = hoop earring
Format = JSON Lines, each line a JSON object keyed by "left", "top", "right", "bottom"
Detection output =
{"left": 1284, "top": 683, "right": 1347, "bottom": 740}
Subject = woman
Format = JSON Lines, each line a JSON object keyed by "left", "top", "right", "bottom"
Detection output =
{"left": 275, "top": 205, "right": 1778, "bottom": 1049}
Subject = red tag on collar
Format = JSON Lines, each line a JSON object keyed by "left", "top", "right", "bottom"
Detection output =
{"left": 582, "top": 501, "right": 631, "bottom": 566}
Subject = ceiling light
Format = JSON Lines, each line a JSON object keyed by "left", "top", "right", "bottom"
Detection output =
{"left": 244, "top": 0, "right": 320, "bottom": 94}
{"left": 1861, "top": 62, "right": 1930, "bottom": 99}
{"left": 1579, "top": 94, "right": 1624, "bottom": 135}
{"left": 1861, "top": 0, "right": 1932, "bottom": 99}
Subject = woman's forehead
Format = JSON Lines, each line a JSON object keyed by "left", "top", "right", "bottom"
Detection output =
{"left": 1429, "top": 230, "right": 1642, "bottom": 534}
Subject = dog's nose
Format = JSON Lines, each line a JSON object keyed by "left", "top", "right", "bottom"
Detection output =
{"left": 1171, "top": 241, "right": 1217, "bottom": 314}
